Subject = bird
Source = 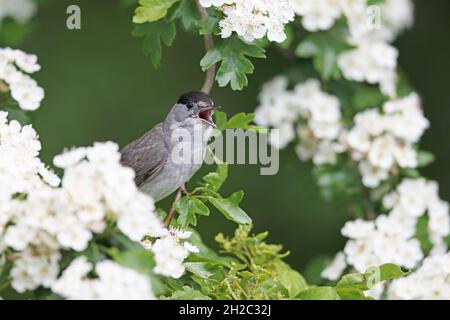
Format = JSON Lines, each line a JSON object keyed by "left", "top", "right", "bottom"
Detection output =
{"left": 120, "top": 91, "right": 217, "bottom": 202}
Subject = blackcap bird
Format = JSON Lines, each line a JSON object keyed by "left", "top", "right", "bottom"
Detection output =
{"left": 120, "top": 91, "right": 216, "bottom": 202}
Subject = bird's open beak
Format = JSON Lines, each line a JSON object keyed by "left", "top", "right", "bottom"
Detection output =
{"left": 197, "top": 106, "right": 217, "bottom": 128}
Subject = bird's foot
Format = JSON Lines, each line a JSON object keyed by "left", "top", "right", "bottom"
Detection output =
{"left": 180, "top": 184, "right": 191, "bottom": 196}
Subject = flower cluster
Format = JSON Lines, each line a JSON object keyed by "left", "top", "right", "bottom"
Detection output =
{"left": 388, "top": 253, "right": 450, "bottom": 300}
{"left": 293, "top": 0, "right": 413, "bottom": 97}
{"left": 1, "top": 132, "right": 167, "bottom": 292}
{"left": 143, "top": 227, "right": 199, "bottom": 279}
{"left": 322, "top": 178, "right": 450, "bottom": 297}
{"left": 51, "top": 256, "right": 155, "bottom": 300}
{"left": 292, "top": 0, "right": 414, "bottom": 42}
{"left": 0, "top": 0, "right": 36, "bottom": 24}
{"left": 199, "top": 0, "right": 295, "bottom": 43}
{"left": 0, "top": 111, "right": 58, "bottom": 202}
{"left": 255, "top": 77, "right": 344, "bottom": 166}
{"left": 0, "top": 48, "right": 45, "bottom": 110}
{"left": 338, "top": 42, "right": 398, "bottom": 97}
{"left": 345, "top": 93, "right": 429, "bottom": 188}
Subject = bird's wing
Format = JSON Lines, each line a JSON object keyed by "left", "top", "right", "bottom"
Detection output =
{"left": 120, "top": 123, "right": 168, "bottom": 187}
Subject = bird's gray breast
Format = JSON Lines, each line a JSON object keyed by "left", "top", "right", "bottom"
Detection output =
{"left": 139, "top": 125, "right": 210, "bottom": 202}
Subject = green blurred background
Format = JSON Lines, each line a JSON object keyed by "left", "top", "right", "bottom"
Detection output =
{"left": 12, "top": 0, "right": 450, "bottom": 272}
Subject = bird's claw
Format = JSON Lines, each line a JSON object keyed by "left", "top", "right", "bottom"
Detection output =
{"left": 180, "top": 184, "right": 191, "bottom": 197}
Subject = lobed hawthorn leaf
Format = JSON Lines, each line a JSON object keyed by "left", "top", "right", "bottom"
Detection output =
{"left": 208, "top": 191, "right": 252, "bottom": 225}
{"left": 214, "top": 110, "right": 228, "bottom": 131}
{"left": 132, "top": 20, "right": 176, "bottom": 68}
{"left": 175, "top": 196, "right": 210, "bottom": 228}
{"left": 202, "top": 162, "right": 228, "bottom": 192}
{"left": 133, "top": 0, "right": 180, "bottom": 24}
{"left": 226, "top": 112, "right": 255, "bottom": 129}
{"left": 168, "top": 0, "right": 199, "bottom": 32}
{"left": 197, "top": 15, "right": 220, "bottom": 35}
{"left": 200, "top": 36, "right": 266, "bottom": 91}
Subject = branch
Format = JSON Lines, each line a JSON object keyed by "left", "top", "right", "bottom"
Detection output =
{"left": 195, "top": 0, "right": 216, "bottom": 95}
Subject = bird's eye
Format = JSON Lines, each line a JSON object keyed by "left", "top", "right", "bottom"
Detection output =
{"left": 186, "top": 102, "right": 195, "bottom": 109}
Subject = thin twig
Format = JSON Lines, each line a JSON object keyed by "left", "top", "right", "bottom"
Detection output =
{"left": 164, "top": 187, "right": 183, "bottom": 226}
{"left": 164, "top": 1, "right": 217, "bottom": 226}
{"left": 195, "top": 0, "right": 216, "bottom": 95}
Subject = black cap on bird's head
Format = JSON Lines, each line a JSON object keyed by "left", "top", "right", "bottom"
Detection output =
{"left": 176, "top": 91, "right": 217, "bottom": 127}
{"left": 177, "top": 91, "right": 214, "bottom": 107}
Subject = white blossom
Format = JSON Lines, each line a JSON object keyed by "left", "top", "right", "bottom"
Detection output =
{"left": 200, "top": 0, "right": 294, "bottom": 43}
{"left": 293, "top": 0, "right": 414, "bottom": 44}
{"left": 292, "top": 0, "right": 341, "bottom": 32}
{"left": 389, "top": 253, "right": 450, "bottom": 300}
{"left": 0, "top": 48, "right": 44, "bottom": 110}
{"left": 0, "top": 0, "right": 36, "bottom": 24}
{"left": 255, "top": 77, "right": 343, "bottom": 157}
{"left": 343, "top": 94, "right": 428, "bottom": 188}
{"left": 0, "top": 111, "right": 59, "bottom": 203}
{"left": 51, "top": 257, "right": 155, "bottom": 300}
{"left": 321, "top": 251, "right": 347, "bottom": 281}
{"left": 1, "top": 137, "right": 166, "bottom": 292}
{"left": 339, "top": 178, "right": 449, "bottom": 276}
{"left": 338, "top": 42, "right": 398, "bottom": 97}
{"left": 148, "top": 227, "right": 199, "bottom": 279}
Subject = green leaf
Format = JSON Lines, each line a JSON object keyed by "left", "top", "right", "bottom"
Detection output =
{"left": 296, "top": 23, "right": 352, "bottom": 81}
{"left": 400, "top": 168, "right": 421, "bottom": 179}
{"left": 167, "top": 286, "right": 212, "bottom": 300}
{"left": 367, "top": 0, "right": 385, "bottom": 5}
{"left": 200, "top": 36, "right": 266, "bottom": 91}
{"left": 107, "top": 246, "right": 166, "bottom": 296}
{"left": 133, "top": 0, "right": 180, "bottom": 24}
{"left": 202, "top": 162, "right": 228, "bottom": 192}
{"left": 185, "top": 262, "right": 221, "bottom": 279}
{"left": 335, "top": 263, "right": 408, "bottom": 300}
{"left": 297, "top": 287, "right": 340, "bottom": 300}
{"left": 176, "top": 196, "right": 210, "bottom": 228}
{"left": 278, "top": 270, "right": 308, "bottom": 298}
{"left": 107, "top": 247, "right": 155, "bottom": 274}
{"left": 377, "top": 263, "right": 409, "bottom": 281}
{"left": 313, "top": 164, "right": 361, "bottom": 201}
{"left": 0, "top": 19, "right": 35, "bottom": 46}
{"left": 417, "top": 150, "right": 435, "bottom": 168}
{"left": 132, "top": 20, "right": 176, "bottom": 68}
{"left": 214, "top": 111, "right": 228, "bottom": 131}
{"left": 208, "top": 191, "right": 252, "bottom": 225}
{"left": 197, "top": 15, "right": 220, "bottom": 35}
{"left": 352, "top": 86, "right": 387, "bottom": 111}
{"left": 0, "top": 106, "right": 31, "bottom": 125}
{"left": 168, "top": 0, "right": 199, "bottom": 32}
{"left": 415, "top": 216, "right": 433, "bottom": 254}
{"left": 226, "top": 112, "right": 255, "bottom": 129}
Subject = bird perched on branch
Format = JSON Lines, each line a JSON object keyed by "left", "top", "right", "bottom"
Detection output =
{"left": 120, "top": 91, "right": 216, "bottom": 202}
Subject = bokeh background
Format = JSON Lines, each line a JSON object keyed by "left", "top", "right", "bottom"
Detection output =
{"left": 14, "top": 0, "right": 450, "bottom": 272}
